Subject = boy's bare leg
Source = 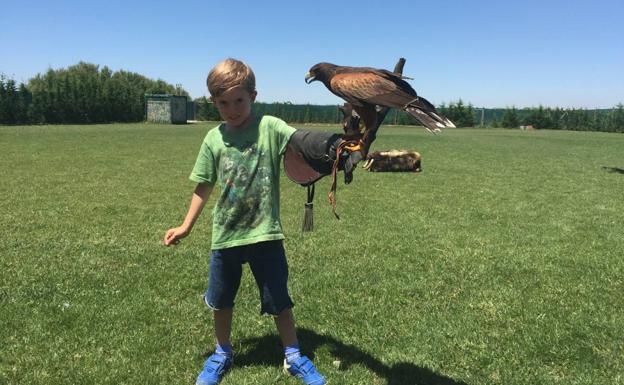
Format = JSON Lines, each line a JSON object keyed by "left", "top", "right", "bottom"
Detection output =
{"left": 276, "top": 308, "right": 325, "bottom": 383}
{"left": 214, "top": 308, "right": 233, "bottom": 346}
{"left": 196, "top": 308, "right": 233, "bottom": 385}
{"left": 274, "top": 308, "right": 298, "bottom": 347}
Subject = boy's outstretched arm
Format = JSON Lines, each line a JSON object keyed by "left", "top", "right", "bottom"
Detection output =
{"left": 164, "top": 183, "right": 213, "bottom": 246}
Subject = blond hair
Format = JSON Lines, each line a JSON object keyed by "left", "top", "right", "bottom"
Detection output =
{"left": 206, "top": 58, "right": 256, "bottom": 97}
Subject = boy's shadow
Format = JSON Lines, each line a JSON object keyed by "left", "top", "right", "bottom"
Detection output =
{"left": 232, "top": 328, "right": 467, "bottom": 385}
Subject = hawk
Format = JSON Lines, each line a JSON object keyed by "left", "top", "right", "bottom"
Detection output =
{"left": 305, "top": 62, "right": 455, "bottom": 152}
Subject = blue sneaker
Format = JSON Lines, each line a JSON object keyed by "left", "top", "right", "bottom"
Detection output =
{"left": 283, "top": 355, "right": 326, "bottom": 385}
{"left": 196, "top": 353, "right": 233, "bottom": 385}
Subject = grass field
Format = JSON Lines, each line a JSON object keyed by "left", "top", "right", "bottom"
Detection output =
{"left": 1, "top": 122, "right": 623, "bottom": 385}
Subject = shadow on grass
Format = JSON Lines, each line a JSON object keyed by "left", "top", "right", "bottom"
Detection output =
{"left": 232, "top": 328, "right": 467, "bottom": 385}
{"left": 602, "top": 166, "right": 624, "bottom": 174}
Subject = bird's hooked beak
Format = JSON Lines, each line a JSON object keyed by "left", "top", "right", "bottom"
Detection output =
{"left": 304, "top": 72, "right": 316, "bottom": 84}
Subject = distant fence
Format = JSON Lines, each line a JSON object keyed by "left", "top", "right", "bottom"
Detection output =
{"left": 194, "top": 100, "right": 623, "bottom": 132}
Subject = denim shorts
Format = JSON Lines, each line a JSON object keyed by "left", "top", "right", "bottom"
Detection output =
{"left": 204, "top": 240, "right": 294, "bottom": 316}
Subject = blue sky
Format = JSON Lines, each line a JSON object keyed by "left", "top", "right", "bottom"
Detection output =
{"left": 2, "top": 0, "right": 623, "bottom": 108}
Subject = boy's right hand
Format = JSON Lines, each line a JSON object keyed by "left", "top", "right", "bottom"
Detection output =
{"left": 163, "top": 226, "right": 189, "bottom": 246}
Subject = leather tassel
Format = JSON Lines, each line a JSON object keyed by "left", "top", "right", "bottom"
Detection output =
{"left": 302, "top": 184, "right": 315, "bottom": 232}
{"left": 303, "top": 202, "right": 314, "bottom": 232}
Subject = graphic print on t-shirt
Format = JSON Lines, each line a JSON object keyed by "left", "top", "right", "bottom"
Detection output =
{"left": 215, "top": 142, "right": 271, "bottom": 231}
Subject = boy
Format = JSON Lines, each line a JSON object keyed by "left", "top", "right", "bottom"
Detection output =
{"left": 164, "top": 58, "right": 326, "bottom": 385}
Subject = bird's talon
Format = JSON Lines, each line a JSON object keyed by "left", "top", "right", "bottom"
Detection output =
{"left": 344, "top": 144, "right": 361, "bottom": 152}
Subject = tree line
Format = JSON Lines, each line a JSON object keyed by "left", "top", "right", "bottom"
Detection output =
{"left": 497, "top": 105, "right": 624, "bottom": 132}
{"left": 0, "top": 62, "right": 186, "bottom": 124}
{"left": 2, "top": 62, "right": 623, "bottom": 132}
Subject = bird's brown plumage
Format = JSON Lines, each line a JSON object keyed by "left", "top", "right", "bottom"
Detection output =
{"left": 305, "top": 62, "right": 455, "bottom": 136}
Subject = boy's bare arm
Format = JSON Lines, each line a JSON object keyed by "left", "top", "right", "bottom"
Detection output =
{"left": 164, "top": 183, "right": 213, "bottom": 246}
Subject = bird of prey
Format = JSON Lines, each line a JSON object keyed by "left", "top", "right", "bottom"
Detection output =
{"left": 305, "top": 62, "right": 456, "bottom": 140}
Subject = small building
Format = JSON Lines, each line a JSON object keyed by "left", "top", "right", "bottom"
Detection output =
{"left": 145, "top": 94, "right": 190, "bottom": 124}
{"left": 186, "top": 100, "right": 196, "bottom": 121}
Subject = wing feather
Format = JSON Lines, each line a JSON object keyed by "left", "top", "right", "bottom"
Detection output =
{"left": 330, "top": 71, "right": 420, "bottom": 109}
{"left": 330, "top": 73, "right": 396, "bottom": 105}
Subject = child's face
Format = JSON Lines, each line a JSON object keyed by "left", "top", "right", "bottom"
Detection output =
{"left": 211, "top": 86, "right": 257, "bottom": 129}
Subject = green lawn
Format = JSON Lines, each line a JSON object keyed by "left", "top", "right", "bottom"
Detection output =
{"left": 1, "top": 123, "right": 623, "bottom": 385}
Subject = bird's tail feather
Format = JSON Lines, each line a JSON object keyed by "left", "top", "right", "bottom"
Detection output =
{"left": 405, "top": 106, "right": 456, "bottom": 132}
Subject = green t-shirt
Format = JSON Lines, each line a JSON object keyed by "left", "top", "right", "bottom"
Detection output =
{"left": 190, "top": 115, "right": 296, "bottom": 249}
